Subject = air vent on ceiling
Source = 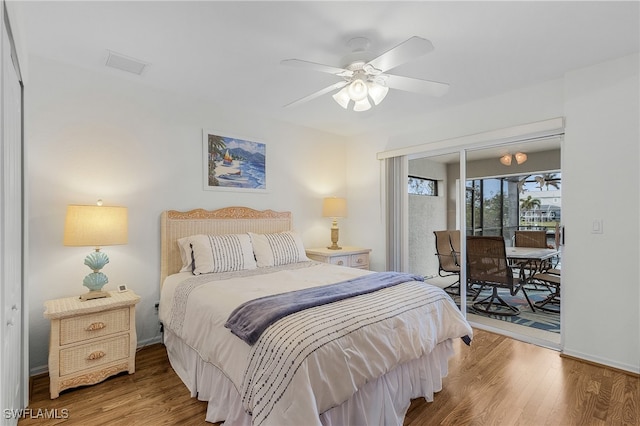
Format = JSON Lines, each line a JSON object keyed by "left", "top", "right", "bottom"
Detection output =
{"left": 105, "top": 50, "right": 149, "bottom": 75}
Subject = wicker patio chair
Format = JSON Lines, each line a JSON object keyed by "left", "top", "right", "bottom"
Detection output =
{"left": 467, "top": 236, "right": 535, "bottom": 316}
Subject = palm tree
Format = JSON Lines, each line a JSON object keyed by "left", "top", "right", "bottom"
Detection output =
{"left": 520, "top": 195, "right": 541, "bottom": 211}
{"left": 207, "top": 135, "right": 227, "bottom": 186}
{"left": 535, "top": 173, "right": 561, "bottom": 190}
{"left": 517, "top": 175, "right": 530, "bottom": 194}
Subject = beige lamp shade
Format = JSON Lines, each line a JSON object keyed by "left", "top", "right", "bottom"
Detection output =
{"left": 64, "top": 205, "right": 128, "bottom": 247}
{"left": 322, "top": 197, "right": 347, "bottom": 218}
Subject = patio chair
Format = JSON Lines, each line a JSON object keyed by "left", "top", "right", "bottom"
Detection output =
{"left": 514, "top": 230, "right": 553, "bottom": 285}
{"left": 532, "top": 269, "right": 561, "bottom": 313}
{"left": 467, "top": 236, "right": 535, "bottom": 316}
{"left": 514, "top": 230, "right": 547, "bottom": 248}
{"left": 449, "top": 230, "right": 461, "bottom": 260}
{"left": 434, "top": 230, "right": 460, "bottom": 294}
{"left": 448, "top": 230, "right": 480, "bottom": 296}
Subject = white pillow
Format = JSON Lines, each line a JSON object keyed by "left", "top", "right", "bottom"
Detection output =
{"left": 177, "top": 236, "right": 195, "bottom": 273}
{"left": 249, "top": 231, "right": 309, "bottom": 267}
{"left": 189, "top": 234, "right": 257, "bottom": 275}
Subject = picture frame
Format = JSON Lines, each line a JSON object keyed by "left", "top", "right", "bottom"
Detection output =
{"left": 117, "top": 284, "right": 128, "bottom": 292}
{"left": 202, "top": 130, "right": 267, "bottom": 192}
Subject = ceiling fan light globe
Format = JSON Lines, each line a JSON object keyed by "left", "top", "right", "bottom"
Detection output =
{"left": 332, "top": 87, "right": 350, "bottom": 109}
{"left": 348, "top": 79, "right": 368, "bottom": 101}
{"left": 367, "top": 82, "right": 389, "bottom": 105}
{"left": 353, "top": 98, "right": 371, "bottom": 112}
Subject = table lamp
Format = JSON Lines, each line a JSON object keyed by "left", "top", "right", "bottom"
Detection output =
{"left": 63, "top": 201, "right": 128, "bottom": 300}
{"left": 322, "top": 197, "right": 347, "bottom": 250}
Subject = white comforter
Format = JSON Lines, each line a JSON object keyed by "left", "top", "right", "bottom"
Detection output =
{"left": 160, "top": 262, "right": 472, "bottom": 425}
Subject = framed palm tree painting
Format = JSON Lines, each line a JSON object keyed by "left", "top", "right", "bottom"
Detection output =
{"left": 202, "top": 130, "right": 267, "bottom": 192}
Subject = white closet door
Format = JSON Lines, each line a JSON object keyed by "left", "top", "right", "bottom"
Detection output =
{"left": 1, "top": 3, "right": 24, "bottom": 423}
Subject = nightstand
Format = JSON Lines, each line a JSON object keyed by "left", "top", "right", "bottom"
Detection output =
{"left": 44, "top": 290, "right": 140, "bottom": 399}
{"left": 306, "top": 246, "right": 371, "bottom": 270}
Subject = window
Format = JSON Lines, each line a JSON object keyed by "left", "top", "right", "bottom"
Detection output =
{"left": 466, "top": 178, "right": 508, "bottom": 236}
{"left": 408, "top": 175, "right": 438, "bottom": 196}
{"left": 466, "top": 173, "right": 561, "bottom": 241}
{"left": 518, "top": 173, "right": 562, "bottom": 226}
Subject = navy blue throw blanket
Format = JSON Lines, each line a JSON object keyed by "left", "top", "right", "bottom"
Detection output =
{"left": 225, "top": 271, "right": 424, "bottom": 345}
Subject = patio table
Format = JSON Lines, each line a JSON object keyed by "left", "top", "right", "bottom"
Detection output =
{"left": 506, "top": 247, "right": 559, "bottom": 283}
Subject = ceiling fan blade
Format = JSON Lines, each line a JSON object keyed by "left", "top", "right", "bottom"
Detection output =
{"left": 366, "top": 36, "right": 434, "bottom": 73}
{"left": 385, "top": 74, "right": 449, "bottom": 97}
{"left": 284, "top": 81, "right": 349, "bottom": 108}
{"left": 281, "top": 59, "right": 353, "bottom": 77}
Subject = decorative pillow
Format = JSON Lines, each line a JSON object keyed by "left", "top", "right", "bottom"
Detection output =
{"left": 189, "top": 234, "right": 257, "bottom": 275}
{"left": 249, "top": 231, "right": 309, "bottom": 267}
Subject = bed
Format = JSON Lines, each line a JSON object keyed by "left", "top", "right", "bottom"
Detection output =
{"left": 158, "top": 207, "right": 473, "bottom": 425}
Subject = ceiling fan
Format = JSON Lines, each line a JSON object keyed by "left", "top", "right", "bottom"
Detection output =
{"left": 281, "top": 36, "right": 449, "bottom": 112}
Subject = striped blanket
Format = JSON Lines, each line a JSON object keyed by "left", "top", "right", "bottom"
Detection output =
{"left": 240, "top": 280, "right": 455, "bottom": 425}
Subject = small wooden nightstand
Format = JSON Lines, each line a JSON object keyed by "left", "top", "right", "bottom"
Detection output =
{"left": 44, "top": 290, "right": 140, "bottom": 399}
{"left": 306, "top": 246, "right": 371, "bottom": 270}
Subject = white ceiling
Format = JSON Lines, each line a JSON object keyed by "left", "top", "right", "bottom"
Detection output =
{"left": 14, "top": 1, "right": 640, "bottom": 137}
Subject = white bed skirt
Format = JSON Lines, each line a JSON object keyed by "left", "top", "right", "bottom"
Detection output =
{"left": 164, "top": 328, "right": 454, "bottom": 425}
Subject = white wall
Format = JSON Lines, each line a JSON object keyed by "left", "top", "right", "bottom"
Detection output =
{"left": 25, "top": 55, "right": 349, "bottom": 373}
{"left": 562, "top": 54, "right": 639, "bottom": 372}
{"left": 346, "top": 55, "right": 640, "bottom": 373}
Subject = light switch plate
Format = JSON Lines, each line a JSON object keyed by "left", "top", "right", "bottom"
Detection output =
{"left": 591, "top": 219, "right": 603, "bottom": 234}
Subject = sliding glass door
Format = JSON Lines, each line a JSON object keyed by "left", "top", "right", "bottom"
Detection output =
{"left": 405, "top": 136, "right": 562, "bottom": 345}
{"left": 463, "top": 140, "right": 562, "bottom": 345}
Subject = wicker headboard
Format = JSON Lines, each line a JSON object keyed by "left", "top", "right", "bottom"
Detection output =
{"left": 160, "top": 207, "right": 292, "bottom": 287}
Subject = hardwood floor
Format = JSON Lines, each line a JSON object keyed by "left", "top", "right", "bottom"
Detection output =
{"left": 404, "top": 331, "right": 638, "bottom": 426}
{"left": 19, "top": 329, "right": 638, "bottom": 425}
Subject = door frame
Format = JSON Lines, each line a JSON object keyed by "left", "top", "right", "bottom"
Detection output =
{"left": 381, "top": 119, "right": 564, "bottom": 349}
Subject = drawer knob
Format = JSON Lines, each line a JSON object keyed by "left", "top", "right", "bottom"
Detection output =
{"left": 337, "top": 260, "right": 344, "bottom": 265}
{"left": 356, "top": 258, "right": 363, "bottom": 263}
{"left": 87, "top": 351, "right": 106, "bottom": 360}
{"left": 86, "top": 322, "right": 106, "bottom": 331}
